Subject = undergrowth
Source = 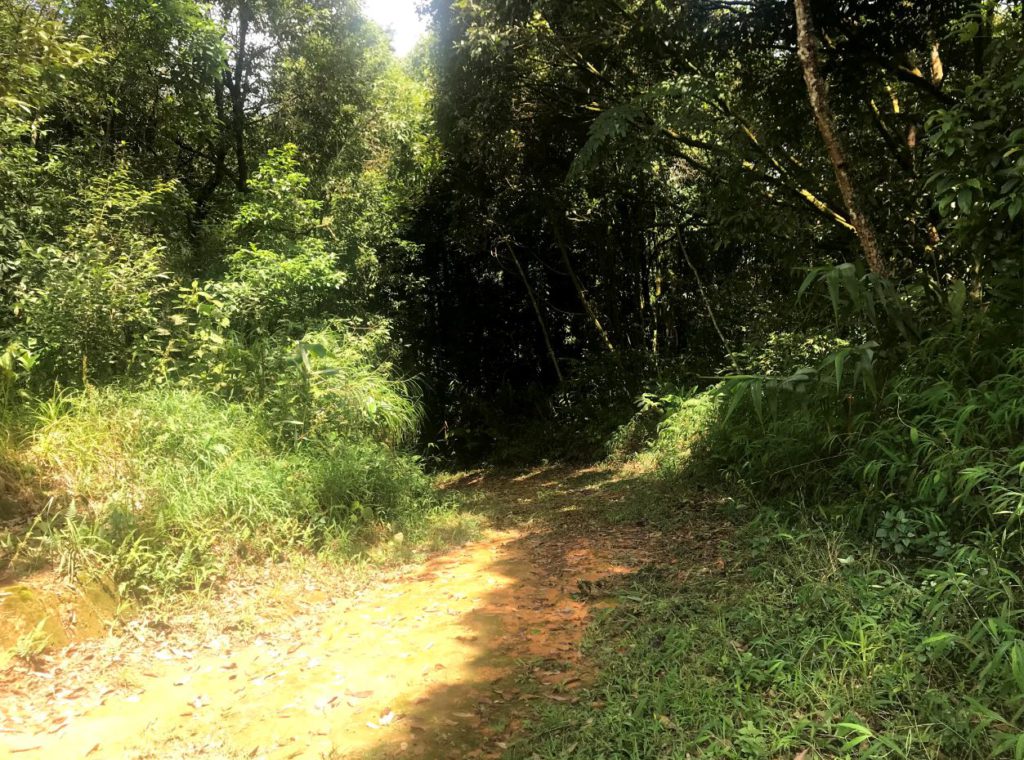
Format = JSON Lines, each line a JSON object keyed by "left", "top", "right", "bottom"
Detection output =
{"left": 633, "top": 333, "right": 1024, "bottom": 552}
{"left": 518, "top": 509, "right": 1024, "bottom": 759}
{"left": 517, "top": 325, "right": 1024, "bottom": 758}
{"left": 0, "top": 388, "right": 470, "bottom": 597}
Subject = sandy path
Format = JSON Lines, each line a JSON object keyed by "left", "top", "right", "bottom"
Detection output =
{"left": 1, "top": 466, "right": 677, "bottom": 759}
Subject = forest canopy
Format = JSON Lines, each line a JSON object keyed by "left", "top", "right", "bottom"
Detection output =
{"left": 1, "top": 0, "right": 1020, "bottom": 439}
{"left": 410, "top": 0, "right": 1022, "bottom": 457}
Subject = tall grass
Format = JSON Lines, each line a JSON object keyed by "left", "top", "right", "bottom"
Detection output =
{"left": 4, "top": 388, "right": 444, "bottom": 596}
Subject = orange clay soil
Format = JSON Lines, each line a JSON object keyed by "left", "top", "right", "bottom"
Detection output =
{"left": 0, "top": 465, "right": 717, "bottom": 759}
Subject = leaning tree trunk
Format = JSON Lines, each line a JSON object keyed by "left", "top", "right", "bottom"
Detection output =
{"left": 793, "top": 0, "right": 888, "bottom": 277}
{"left": 547, "top": 209, "right": 616, "bottom": 353}
{"left": 505, "top": 243, "right": 564, "bottom": 384}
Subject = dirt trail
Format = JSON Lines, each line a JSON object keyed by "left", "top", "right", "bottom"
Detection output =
{"left": 1, "top": 465, "right": 683, "bottom": 759}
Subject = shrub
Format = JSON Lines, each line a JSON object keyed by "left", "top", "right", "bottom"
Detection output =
{"left": 271, "top": 321, "right": 422, "bottom": 447}
{"left": 14, "top": 166, "right": 184, "bottom": 384}
{"left": 624, "top": 312, "right": 1016, "bottom": 548}
{"left": 212, "top": 144, "right": 347, "bottom": 338}
{"left": 155, "top": 311, "right": 419, "bottom": 446}
{"left": 843, "top": 344, "right": 1024, "bottom": 546}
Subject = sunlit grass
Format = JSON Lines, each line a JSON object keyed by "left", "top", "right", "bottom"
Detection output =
{"left": 2, "top": 387, "right": 475, "bottom": 599}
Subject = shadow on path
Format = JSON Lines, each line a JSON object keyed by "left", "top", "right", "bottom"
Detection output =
{"left": 0, "top": 464, "right": 728, "bottom": 760}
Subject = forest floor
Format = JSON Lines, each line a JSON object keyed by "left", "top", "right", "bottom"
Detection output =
{"left": 0, "top": 464, "right": 727, "bottom": 759}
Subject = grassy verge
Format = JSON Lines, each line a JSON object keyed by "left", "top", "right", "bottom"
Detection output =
{"left": 514, "top": 488, "right": 1024, "bottom": 759}
{"left": 0, "top": 387, "right": 482, "bottom": 599}
{"left": 509, "top": 338, "right": 1024, "bottom": 758}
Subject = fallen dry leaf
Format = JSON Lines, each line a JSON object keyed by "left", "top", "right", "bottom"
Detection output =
{"left": 314, "top": 695, "right": 339, "bottom": 711}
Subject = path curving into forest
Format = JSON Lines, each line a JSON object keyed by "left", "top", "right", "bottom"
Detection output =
{"left": 1, "top": 466, "right": 697, "bottom": 759}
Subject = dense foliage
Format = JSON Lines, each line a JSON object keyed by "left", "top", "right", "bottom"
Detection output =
{"left": 399, "top": 1, "right": 1020, "bottom": 756}
{"left": 403, "top": 0, "right": 1021, "bottom": 459}
{"left": 0, "top": 0, "right": 445, "bottom": 594}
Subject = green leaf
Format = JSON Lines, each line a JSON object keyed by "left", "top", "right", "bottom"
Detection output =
{"left": 957, "top": 187, "right": 973, "bottom": 213}
{"left": 826, "top": 267, "right": 841, "bottom": 322}
{"left": 750, "top": 380, "right": 763, "bottom": 422}
{"left": 832, "top": 350, "right": 846, "bottom": 392}
{"left": 948, "top": 279, "right": 966, "bottom": 330}
{"left": 797, "top": 267, "right": 821, "bottom": 300}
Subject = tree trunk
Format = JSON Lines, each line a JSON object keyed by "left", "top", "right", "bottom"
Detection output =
{"left": 547, "top": 209, "right": 615, "bottom": 353}
{"left": 505, "top": 244, "right": 564, "bottom": 384}
{"left": 194, "top": 74, "right": 230, "bottom": 221}
{"left": 678, "top": 233, "right": 740, "bottom": 372}
{"left": 793, "top": 0, "right": 888, "bottom": 276}
{"left": 228, "top": 2, "right": 250, "bottom": 192}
